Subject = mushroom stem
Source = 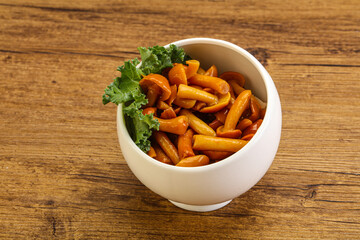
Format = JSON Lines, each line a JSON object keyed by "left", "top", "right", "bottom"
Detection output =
{"left": 193, "top": 135, "right": 248, "bottom": 152}
{"left": 242, "top": 119, "right": 263, "bottom": 136}
{"left": 180, "top": 109, "right": 216, "bottom": 136}
{"left": 188, "top": 74, "right": 230, "bottom": 94}
{"left": 241, "top": 134, "right": 255, "bottom": 141}
{"left": 173, "top": 96, "right": 196, "bottom": 109}
{"left": 166, "top": 85, "right": 177, "bottom": 106}
{"left": 185, "top": 60, "right": 200, "bottom": 79}
{"left": 197, "top": 67, "right": 206, "bottom": 75}
{"left": 204, "top": 65, "right": 218, "bottom": 77}
{"left": 228, "top": 79, "right": 245, "bottom": 96}
{"left": 202, "top": 150, "right": 232, "bottom": 161}
{"left": 154, "top": 116, "right": 189, "bottom": 135}
{"left": 156, "top": 100, "right": 170, "bottom": 110}
{"left": 178, "top": 129, "right": 195, "bottom": 159}
{"left": 214, "top": 108, "right": 229, "bottom": 124}
{"left": 200, "top": 92, "right": 231, "bottom": 113}
{"left": 147, "top": 146, "right": 156, "bottom": 158}
{"left": 236, "top": 118, "right": 253, "bottom": 131}
{"left": 160, "top": 107, "right": 177, "bottom": 119}
{"left": 154, "top": 131, "right": 180, "bottom": 165}
{"left": 223, "top": 90, "right": 251, "bottom": 131}
{"left": 153, "top": 143, "right": 173, "bottom": 165}
{"left": 216, "top": 126, "right": 242, "bottom": 139}
{"left": 219, "top": 71, "right": 246, "bottom": 87}
{"left": 145, "top": 84, "right": 160, "bottom": 107}
{"left": 168, "top": 64, "right": 187, "bottom": 86}
{"left": 177, "top": 84, "right": 218, "bottom": 105}
{"left": 176, "top": 155, "right": 209, "bottom": 167}
{"left": 208, "top": 119, "right": 223, "bottom": 130}
{"left": 249, "top": 96, "right": 261, "bottom": 122}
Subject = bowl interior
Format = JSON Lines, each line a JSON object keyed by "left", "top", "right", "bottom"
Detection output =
{"left": 120, "top": 39, "right": 273, "bottom": 172}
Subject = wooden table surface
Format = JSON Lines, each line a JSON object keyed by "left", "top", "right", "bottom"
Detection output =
{"left": 1, "top": 0, "right": 359, "bottom": 239}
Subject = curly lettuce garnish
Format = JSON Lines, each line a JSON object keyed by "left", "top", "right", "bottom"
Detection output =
{"left": 102, "top": 44, "right": 190, "bottom": 152}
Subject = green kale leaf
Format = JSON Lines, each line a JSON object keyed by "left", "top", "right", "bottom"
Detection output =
{"left": 102, "top": 58, "right": 143, "bottom": 105}
{"left": 138, "top": 44, "right": 191, "bottom": 75}
{"left": 102, "top": 44, "right": 189, "bottom": 152}
{"left": 125, "top": 112, "right": 159, "bottom": 153}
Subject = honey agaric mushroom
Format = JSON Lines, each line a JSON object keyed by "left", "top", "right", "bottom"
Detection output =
{"left": 147, "top": 146, "right": 156, "bottom": 158}
{"left": 216, "top": 90, "right": 251, "bottom": 138}
{"left": 168, "top": 64, "right": 187, "bottom": 86}
{"left": 202, "top": 150, "right": 232, "bottom": 161}
{"left": 154, "top": 131, "right": 180, "bottom": 165}
{"left": 185, "top": 60, "right": 200, "bottom": 79}
{"left": 228, "top": 84, "right": 236, "bottom": 107}
{"left": 188, "top": 74, "right": 230, "bottom": 95}
{"left": 214, "top": 108, "right": 229, "bottom": 124}
{"left": 142, "top": 107, "right": 157, "bottom": 116}
{"left": 153, "top": 143, "right": 173, "bottom": 165}
{"left": 241, "top": 134, "right": 255, "bottom": 141}
{"left": 156, "top": 100, "right": 170, "bottom": 110}
{"left": 173, "top": 106, "right": 181, "bottom": 114}
{"left": 173, "top": 96, "right": 196, "bottom": 109}
{"left": 197, "top": 67, "right": 206, "bottom": 75}
{"left": 160, "top": 107, "right": 177, "bottom": 119}
{"left": 154, "top": 115, "right": 189, "bottom": 135}
{"left": 178, "top": 129, "right": 195, "bottom": 159}
{"left": 228, "top": 79, "right": 245, "bottom": 96}
{"left": 219, "top": 71, "right": 246, "bottom": 87}
{"left": 192, "top": 101, "right": 207, "bottom": 112}
{"left": 202, "top": 87, "right": 215, "bottom": 94}
{"left": 139, "top": 73, "right": 171, "bottom": 102}
{"left": 242, "top": 119, "right": 263, "bottom": 137}
{"left": 143, "top": 84, "right": 161, "bottom": 107}
{"left": 200, "top": 92, "right": 231, "bottom": 113}
{"left": 216, "top": 127, "right": 242, "bottom": 139}
{"left": 180, "top": 109, "right": 216, "bottom": 136}
{"left": 236, "top": 118, "right": 253, "bottom": 131}
{"left": 167, "top": 84, "right": 197, "bottom": 109}
{"left": 166, "top": 85, "right": 177, "bottom": 106}
{"left": 177, "top": 84, "right": 218, "bottom": 105}
{"left": 176, "top": 155, "right": 209, "bottom": 167}
{"left": 208, "top": 119, "right": 223, "bottom": 130}
{"left": 193, "top": 135, "right": 248, "bottom": 152}
{"left": 249, "top": 96, "right": 261, "bottom": 122}
{"left": 204, "top": 65, "right": 218, "bottom": 77}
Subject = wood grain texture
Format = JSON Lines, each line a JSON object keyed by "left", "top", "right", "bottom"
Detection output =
{"left": 0, "top": 0, "right": 359, "bottom": 239}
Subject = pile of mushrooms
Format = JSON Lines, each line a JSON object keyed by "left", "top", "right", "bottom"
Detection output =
{"left": 138, "top": 60, "right": 266, "bottom": 167}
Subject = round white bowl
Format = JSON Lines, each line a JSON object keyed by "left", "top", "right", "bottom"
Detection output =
{"left": 117, "top": 38, "right": 282, "bottom": 212}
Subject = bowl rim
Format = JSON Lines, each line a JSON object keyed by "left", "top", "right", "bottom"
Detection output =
{"left": 117, "top": 37, "right": 275, "bottom": 173}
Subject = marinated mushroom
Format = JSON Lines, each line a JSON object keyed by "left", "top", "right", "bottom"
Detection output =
{"left": 216, "top": 90, "right": 251, "bottom": 138}
{"left": 139, "top": 73, "right": 172, "bottom": 102}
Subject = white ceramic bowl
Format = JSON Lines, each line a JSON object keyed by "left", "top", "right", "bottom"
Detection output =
{"left": 117, "top": 38, "right": 282, "bottom": 212}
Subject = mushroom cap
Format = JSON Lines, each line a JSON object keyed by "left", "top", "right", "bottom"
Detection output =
{"left": 185, "top": 60, "right": 200, "bottom": 79}
{"left": 139, "top": 74, "right": 171, "bottom": 101}
{"left": 242, "top": 119, "right": 263, "bottom": 136}
{"left": 204, "top": 65, "right": 218, "bottom": 77}
{"left": 216, "top": 125, "right": 242, "bottom": 139}
{"left": 200, "top": 92, "right": 231, "bottom": 113}
{"left": 219, "top": 71, "right": 246, "bottom": 87}
{"left": 168, "top": 64, "right": 187, "bottom": 86}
